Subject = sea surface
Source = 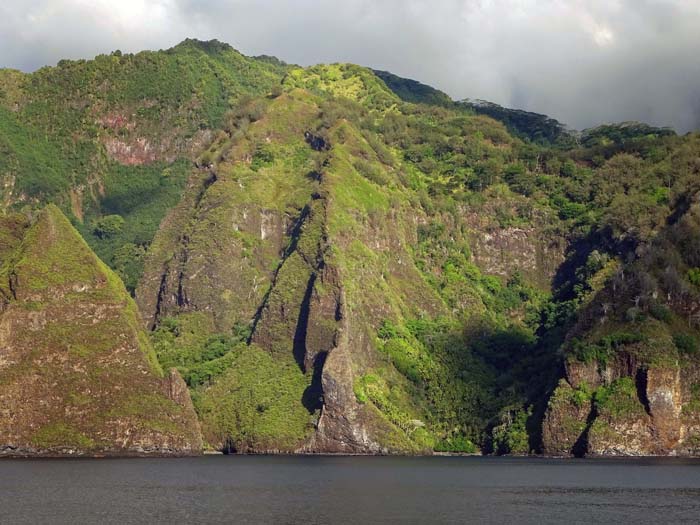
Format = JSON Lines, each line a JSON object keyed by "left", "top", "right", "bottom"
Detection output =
{"left": 2, "top": 455, "right": 700, "bottom": 524}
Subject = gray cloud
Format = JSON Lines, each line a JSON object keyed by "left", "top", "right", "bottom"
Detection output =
{"left": 1, "top": 0, "right": 698, "bottom": 132}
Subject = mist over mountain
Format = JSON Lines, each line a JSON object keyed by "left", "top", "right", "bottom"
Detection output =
{"left": 1, "top": 1, "right": 699, "bottom": 132}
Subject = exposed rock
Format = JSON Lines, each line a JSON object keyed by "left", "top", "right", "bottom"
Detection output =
{"left": 306, "top": 307, "right": 384, "bottom": 454}
{"left": 0, "top": 206, "right": 202, "bottom": 456}
{"left": 542, "top": 380, "right": 591, "bottom": 456}
{"left": 588, "top": 416, "right": 655, "bottom": 456}
{"left": 462, "top": 207, "right": 565, "bottom": 289}
{"left": 542, "top": 201, "right": 700, "bottom": 457}
{"left": 104, "top": 136, "right": 158, "bottom": 166}
{"left": 544, "top": 348, "right": 700, "bottom": 456}
{"left": 136, "top": 92, "right": 445, "bottom": 453}
{"left": 304, "top": 131, "right": 330, "bottom": 151}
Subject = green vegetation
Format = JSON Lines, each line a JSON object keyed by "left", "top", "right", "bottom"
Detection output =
{"left": 688, "top": 268, "right": 700, "bottom": 287}
{"left": 32, "top": 423, "right": 96, "bottom": 450}
{"left": 374, "top": 70, "right": 453, "bottom": 107}
{"left": 674, "top": 333, "right": 699, "bottom": 356}
{"left": 353, "top": 372, "right": 434, "bottom": 451}
{"left": 151, "top": 313, "right": 252, "bottom": 387}
{"left": 682, "top": 384, "right": 700, "bottom": 416}
{"left": 492, "top": 407, "right": 531, "bottom": 455}
{"left": 0, "top": 107, "right": 70, "bottom": 199}
{"left": 568, "top": 333, "right": 646, "bottom": 365}
{"left": 0, "top": 39, "right": 290, "bottom": 291}
{"left": 372, "top": 314, "right": 553, "bottom": 452}
{"left": 3, "top": 39, "right": 700, "bottom": 456}
{"left": 283, "top": 63, "right": 398, "bottom": 111}
{"left": 594, "top": 377, "right": 647, "bottom": 420}
{"left": 195, "top": 345, "right": 313, "bottom": 452}
{"left": 92, "top": 214, "right": 124, "bottom": 238}
{"left": 580, "top": 122, "right": 675, "bottom": 148}
{"left": 459, "top": 99, "right": 574, "bottom": 146}
{"left": 79, "top": 160, "right": 191, "bottom": 292}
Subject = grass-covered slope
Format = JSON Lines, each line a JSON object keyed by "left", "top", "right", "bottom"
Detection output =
{"left": 459, "top": 99, "right": 575, "bottom": 146}
{"left": 0, "top": 205, "right": 202, "bottom": 456}
{"left": 0, "top": 38, "right": 288, "bottom": 204}
{"left": 373, "top": 69, "right": 454, "bottom": 107}
{"left": 139, "top": 90, "right": 331, "bottom": 451}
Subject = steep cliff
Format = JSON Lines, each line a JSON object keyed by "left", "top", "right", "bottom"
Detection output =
{"left": 131, "top": 60, "right": 573, "bottom": 454}
{"left": 136, "top": 86, "right": 452, "bottom": 453}
{"left": 0, "top": 205, "right": 202, "bottom": 456}
{"left": 543, "top": 198, "right": 700, "bottom": 456}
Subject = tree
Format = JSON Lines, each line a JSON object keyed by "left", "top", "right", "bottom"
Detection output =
{"left": 93, "top": 214, "right": 124, "bottom": 239}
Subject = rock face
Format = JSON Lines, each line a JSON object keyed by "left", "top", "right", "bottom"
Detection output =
{"left": 543, "top": 203, "right": 700, "bottom": 457}
{"left": 543, "top": 356, "right": 700, "bottom": 456}
{"left": 0, "top": 206, "right": 202, "bottom": 456}
{"left": 462, "top": 207, "right": 565, "bottom": 290}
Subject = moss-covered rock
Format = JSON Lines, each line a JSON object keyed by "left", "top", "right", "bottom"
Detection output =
{"left": 0, "top": 205, "right": 202, "bottom": 456}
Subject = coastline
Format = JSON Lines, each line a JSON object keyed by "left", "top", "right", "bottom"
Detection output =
{"left": 3, "top": 449, "right": 699, "bottom": 460}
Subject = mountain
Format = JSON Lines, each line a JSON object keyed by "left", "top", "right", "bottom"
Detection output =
{"left": 373, "top": 69, "right": 454, "bottom": 107}
{"left": 373, "top": 71, "right": 575, "bottom": 146}
{"left": 459, "top": 99, "right": 576, "bottom": 146}
{"left": 1, "top": 39, "right": 699, "bottom": 456}
{"left": 0, "top": 38, "right": 290, "bottom": 291}
{"left": 0, "top": 205, "right": 201, "bottom": 456}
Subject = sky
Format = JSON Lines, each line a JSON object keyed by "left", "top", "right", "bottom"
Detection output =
{"left": 1, "top": 0, "right": 699, "bottom": 132}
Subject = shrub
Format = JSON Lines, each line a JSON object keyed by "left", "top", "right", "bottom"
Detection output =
{"left": 195, "top": 345, "right": 313, "bottom": 451}
{"left": 353, "top": 158, "right": 389, "bottom": 186}
{"left": 434, "top": 436, "right": 477, "bottom": 454}
{"left": 558, "top": 201, "right": 588, "bottom": 221}
{"left": 674, "top": 333, "right": 699, "bottom": 356}
{"left": 92, "top": 215, "right": 124, "bottom": 238}
{"left": 250, "top": 145, "right": 275, "bottom": 171}
{"left": 417, "top": 221, "right": 445, "bottom": 243}
{"left": 112, "top": 243, "right": 145, "bottom": 293}
{"left": 571, "top": 383, "right": 593, "bottom": 408}
{"left": 688, "top": 268, "right": 700, "bottom": 287}
{"left": 377, "top": 319, "right": 401, "bottom": 340}
{"left": 594, "top": 377, "right": 645, "bottom": 419}
{"left": 569, "top": 332, "right": 645, "bottom": 365}
{"left": 383, "top": 338, "right": 421, "bottom": 383}
{"left": 649, "top": 302, "right": 672, "bottom": 322}
{"left": 491, "top": 407, "right": 531, "bottom": 455}
{"left": 625, "top": 306, "right": 644, "bottom": 322}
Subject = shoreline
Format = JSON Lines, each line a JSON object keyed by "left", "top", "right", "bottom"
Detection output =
{"left": 3, "top": 451, "right": 700, "bottom": 460}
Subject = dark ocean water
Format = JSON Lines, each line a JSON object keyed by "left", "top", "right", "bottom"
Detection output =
{"left": 2, "top": 455, "right": 700, "bottom": 524}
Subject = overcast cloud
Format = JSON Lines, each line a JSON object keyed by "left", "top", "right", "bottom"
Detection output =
{"left": 1, "top": 0, "right": 699, "bottom": 132}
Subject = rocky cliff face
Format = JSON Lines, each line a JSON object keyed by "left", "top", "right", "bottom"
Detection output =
{"left": 462, "top": 205, "right": 565, "bottom": 290}
{"left": 136, "top": 88, "right": 449, "bottom": 453}
{"left": 137, "top": 92, "right": 320, "bottom": 333}
{"left": 544, "top": 354, "right": 700, "bottom": 456}
{"left": 543, "top": 202, "right": 700, "bottom": 456}
{"left": 130, "top": 64, "right": 574, "bottom": 455}
{"left": 0, "top": 206, "right": 202, "bottom": 456}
